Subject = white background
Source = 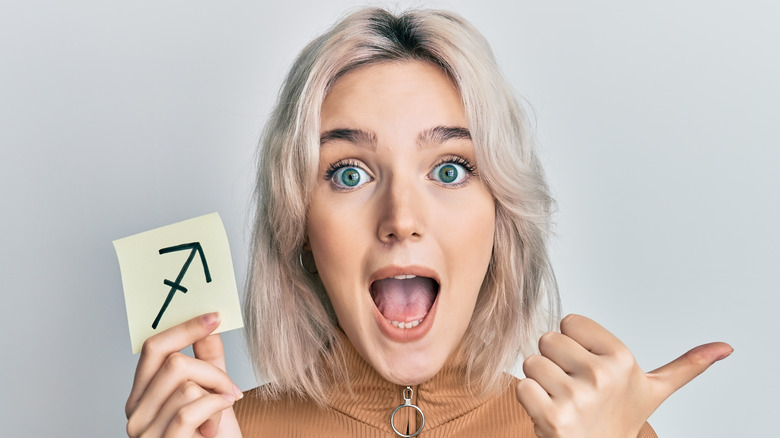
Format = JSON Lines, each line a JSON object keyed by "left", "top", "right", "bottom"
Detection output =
{"left": 1, "top": 0, "right": 777, "bottom": 436}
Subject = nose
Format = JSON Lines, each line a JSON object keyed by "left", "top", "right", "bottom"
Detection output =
{"left": 376, "top": 175, "right": 425, "bottom": 244}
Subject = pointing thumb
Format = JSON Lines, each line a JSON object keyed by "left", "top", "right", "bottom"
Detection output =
{"left": 647, "top": 342, "right": 733, "bottom": 406}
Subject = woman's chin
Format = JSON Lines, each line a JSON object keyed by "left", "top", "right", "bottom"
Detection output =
{"left": 369, "top": 346, "right": 450, "bottom": 386}
{"left": 379, "top": 364, "right": 440, "bottom": 387}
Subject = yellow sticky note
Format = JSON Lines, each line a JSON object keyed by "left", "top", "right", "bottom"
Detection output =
{"left": 113, "top": 212, "right": 243, "bottom": 354}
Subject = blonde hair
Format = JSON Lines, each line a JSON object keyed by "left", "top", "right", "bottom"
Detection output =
{"left": 245, "top": 7, "right": 560, "bottom": 404}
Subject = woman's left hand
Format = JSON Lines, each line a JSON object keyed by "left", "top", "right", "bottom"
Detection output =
{"left": 515, "top": 314, "right": 732, "bottom": 438}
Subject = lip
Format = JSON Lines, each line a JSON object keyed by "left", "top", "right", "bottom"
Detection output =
{"left": 368, "top": 265, "right": 440, "bottom": 286}
{"left": 369, "top": 265, "right": 440, "bottom": 343}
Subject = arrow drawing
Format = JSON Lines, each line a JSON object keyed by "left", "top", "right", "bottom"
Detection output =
{"left": 152, "top": 242, "right": 212, "bottom": 329}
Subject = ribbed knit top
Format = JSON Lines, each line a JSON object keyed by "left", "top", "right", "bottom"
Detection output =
{"left": 234, "top": 332, "right": 657, "bottom": 437}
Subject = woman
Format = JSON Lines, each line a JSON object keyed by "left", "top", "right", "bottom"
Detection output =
{"left": 125, "top": 7, "right": 731, "bottom": 437}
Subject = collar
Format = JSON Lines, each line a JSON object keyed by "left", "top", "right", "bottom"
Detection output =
{"left": 326, "top": 331, "right": 495, "bottom": 434}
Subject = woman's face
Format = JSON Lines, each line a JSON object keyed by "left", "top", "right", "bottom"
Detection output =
{"left": 308, "top": 61, "right": 495, "bottom": 385}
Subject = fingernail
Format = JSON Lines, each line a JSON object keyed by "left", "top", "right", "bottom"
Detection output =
{"left": 234, "top": 384, "right": 243, "bottom": 399}
{"left": 717, "top": 348, "right": 734, "bottom": 361}
{"left": 201, "top": 312, "right": 220, "bottom": 327}
{"left": 221, "top": 393, "right": 235, "bottom": 403}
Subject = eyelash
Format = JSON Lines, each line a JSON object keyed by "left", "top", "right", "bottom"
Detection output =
{"left": 432, "top": 155, "right": 477, "bottom": 175}
{"left": 322, "top": 156, "right": 477, "bottom": 185}
{"left": 323, "top": 159, "right": 363, "bottom": 181}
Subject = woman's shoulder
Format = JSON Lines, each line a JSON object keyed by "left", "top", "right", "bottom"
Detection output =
{"left": 234, "top": 385, "right": 390, "bottom": 437}
{"left": 234, "top": 386, "right": 314, "bottom": 434}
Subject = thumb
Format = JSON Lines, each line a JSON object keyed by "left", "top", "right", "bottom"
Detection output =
{"left": 647, "top": 342, "right": 733, "bottom": 406}
{"left": 193, "top": 331, "right": 227, "bottom": 372}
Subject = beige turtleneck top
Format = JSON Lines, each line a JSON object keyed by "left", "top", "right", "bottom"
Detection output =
{"left": 234, "top": 334, "right": 657, "bottom": 437}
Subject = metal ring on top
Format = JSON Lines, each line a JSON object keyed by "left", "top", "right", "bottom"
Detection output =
{"left": 390, "top": 386, "right": 425, "bottom": 437}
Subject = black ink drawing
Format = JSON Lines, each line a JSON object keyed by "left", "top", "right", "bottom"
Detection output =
{"left": 152, "top": 242, "right": 212, "bottom": 329}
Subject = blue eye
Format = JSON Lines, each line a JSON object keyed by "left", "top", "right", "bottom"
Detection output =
{"left": 431, "top": 162, "right": 468, "bottom": 185}
{"left": 331, "top": 165, "right": 371, "bottom": 188}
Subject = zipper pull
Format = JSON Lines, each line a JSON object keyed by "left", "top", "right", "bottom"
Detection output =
{"left": 390, "top": 386, "right": 425, "bottom": 437}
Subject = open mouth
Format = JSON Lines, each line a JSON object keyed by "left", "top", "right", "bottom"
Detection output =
{"left": 370, "top": 275, "right": 439, "bottom": 329}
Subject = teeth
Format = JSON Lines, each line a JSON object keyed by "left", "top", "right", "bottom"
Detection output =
{"left": 391, "top": 275, "right": 417, "bottom": 280}
{"left": 387, "top": 318, "right": 423, "bottom": 329}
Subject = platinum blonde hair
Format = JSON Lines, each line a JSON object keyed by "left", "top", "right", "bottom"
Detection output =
{"left": 245, "top": 7, "right": 560, "bottom": 404}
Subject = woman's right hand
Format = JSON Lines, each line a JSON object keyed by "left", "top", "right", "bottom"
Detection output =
{"left": 125, "top": 313, "right": 244, "bottom": 438}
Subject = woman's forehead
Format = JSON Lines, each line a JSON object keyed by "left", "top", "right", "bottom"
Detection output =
{"left": 320, "top": 60, "right": 466, "bottom": 138}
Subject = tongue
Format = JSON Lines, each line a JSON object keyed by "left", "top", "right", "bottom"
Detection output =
{"left": 370, "top": 277, "right": 437, "bottom": 323}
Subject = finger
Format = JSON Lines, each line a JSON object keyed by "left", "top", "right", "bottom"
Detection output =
{"left": 559, "top": 314, "right": 626, "bottom": 356}
{"left": 162, "top": 382, "right": 224, "bottom": 438}
{"left": 162, "top": 393, "right": 235, "bottom": 438}
{"left": 140, "top": 381, "right": 214, "bottom": 438}
{"left": 198, "top": 411, "right": 222, "bottom": 438}
{"left": 129, "top": 353, "right": 239, "bottom": 433}
{"left": 537, "top": 331, "right": 593, "bottom": 375}
{"left": 515, "top": 378, "right": 555, "bottom": 431}
{"left": 127, "top": 312, "right": 221, "bottom": 417}
{"left": 196, "top": 399, "right": 226, "bottom": 438}
{"left": 148, "top": 381, "right": 223, "bottom": 438}
{"left": 193, "top": 333, "right": 226, "bottom": 372}
{"left": 647, "top": 342, "right": 733, "bottom": 406}
{"left": 522, "top": 354, "right": 574, "bottom": 400}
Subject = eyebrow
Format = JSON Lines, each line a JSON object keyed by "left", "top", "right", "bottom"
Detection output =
{"left": 320, "top": 129, "right": 377, "bottom": 148}
{"left": 417, "top": 126, "right": 471, "bottom": 146}
{"left": 319, "top": 125, "right": 471, "bottom": 148}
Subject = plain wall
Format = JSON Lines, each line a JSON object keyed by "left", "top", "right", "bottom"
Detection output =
{"left": 1, "top": 0, "right": 777, "bottom": 436}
